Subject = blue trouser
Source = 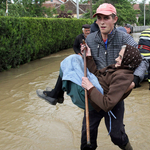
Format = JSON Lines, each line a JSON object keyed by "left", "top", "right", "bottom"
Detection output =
{"left": 81, "top": 101, "right": 129, "bottom": 150}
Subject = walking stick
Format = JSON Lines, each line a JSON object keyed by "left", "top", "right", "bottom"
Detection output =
{"left": 82, "top": 39, "right": 91, "bottom": 145}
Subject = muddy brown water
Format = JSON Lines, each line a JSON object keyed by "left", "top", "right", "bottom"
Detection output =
{"left": 0, "top": 33, "right": 150, "bottom": 150}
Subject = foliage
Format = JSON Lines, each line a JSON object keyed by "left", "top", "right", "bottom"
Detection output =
{"left": 138, "top": 1, "right": 150, "bottom": 25}
{"left": 81, "top": 0, "right": 104, "bottom": 19}
{"left": 0, "top": 17, "right": 93, "bottom": 71}
{"left": 0, "top": 0, "right": 12, "bottom": 5}
{"left": 0, "top": 9, "right": 5, "bottom": 16}
{"left": 0, "top": 0, "right": 55, "bottom": 18}
{"left": 57, "top": 5, "right": 74, "bottom": 18}
{"left": 115, "top": 2, "right": 136, "bottom": 25}
{"left": 80, "top": 0, "right": 137, "bottom": 4}
{"left": 57, "top": 12, "right": 74, "bottom": 18}
{"left": 60, "top": 4, "right": 65, "bottom": 12}
{"left": 0, "top": 0, "right": 12, "bottom": 16}
{"left": 82, "top": 0, "right": 137, "bottom": 25}
{"left": 67, "top": 10, "right": 73, "bottom": 14}
{"left": 7, "top": 3, "right": 28, "bottom": 17}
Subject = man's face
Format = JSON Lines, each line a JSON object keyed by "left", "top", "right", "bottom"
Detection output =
{"left": 83, "top": 28, "right": 90, "bottom": 38}
{"left": 96, "top": 14, "right": 118, "bottom": 35}
{"left": 125, "top": 27, "right": 131, "bottom": 34}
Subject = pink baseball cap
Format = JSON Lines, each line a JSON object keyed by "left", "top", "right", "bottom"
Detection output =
{"left": 93, "top": 3, "right": 116, "bottom": 18}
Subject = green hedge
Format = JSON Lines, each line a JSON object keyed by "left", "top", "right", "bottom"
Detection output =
{"left": 0, "top": 17, "right": 93, "bottom": 71}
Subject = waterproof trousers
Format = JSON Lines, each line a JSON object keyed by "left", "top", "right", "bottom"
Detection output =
{"left": 81, "top": 101, "right": 129, "bottom": 150}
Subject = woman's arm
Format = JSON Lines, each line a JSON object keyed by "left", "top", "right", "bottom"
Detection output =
{"left": 82, "top": 71, "right": 134, "bottom": 112}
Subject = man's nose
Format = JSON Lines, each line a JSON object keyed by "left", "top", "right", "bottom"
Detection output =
{"left": 100, "top": 19, "right": 105, "bottom": 24}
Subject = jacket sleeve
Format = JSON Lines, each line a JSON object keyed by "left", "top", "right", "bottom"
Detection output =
{"left": 123, "top": 33, "right": 149, "bottom": 81}
{"left": 86, "top": 56, "right": 101, "bottom": 75}
{"left": 88, "top": 72, "right": 134, "bottom": 112}
{"left": 133, "top": 55, "right": 149, "bottom": 81}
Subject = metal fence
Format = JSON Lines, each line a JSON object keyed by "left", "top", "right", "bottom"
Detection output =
{"left": 133, "top": 26, "right": 150, "bottom": 32}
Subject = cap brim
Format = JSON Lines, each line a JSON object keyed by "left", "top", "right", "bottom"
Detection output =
{"left": 93, "top": 11, "right": 115, "bottom": 18}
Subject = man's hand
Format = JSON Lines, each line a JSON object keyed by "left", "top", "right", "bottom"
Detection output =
{"left": 81, "top": 77, "right": 94, "bottom": 90}
{"left": 80, "top": 43, "right": 91, "bottom": 57}
{"left": 133, "top": 75, "right": 141, "bottom": 88}
{"left": 125, "top": 82, "right": 135, "bottom": 93}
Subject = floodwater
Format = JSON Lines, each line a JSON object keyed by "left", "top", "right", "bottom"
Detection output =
{"left": 0, "top": 33, "right": 150, "bottom": 150}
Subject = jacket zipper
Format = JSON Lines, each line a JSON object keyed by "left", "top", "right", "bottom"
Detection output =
{"left": 105, "top": 50, "right": 108, "bottom": 66}
{"left": 97, "top": 44, "right": 100, "bottom": 57}
{"left": 97, "top": 44, "right": 108, "bottom": 66}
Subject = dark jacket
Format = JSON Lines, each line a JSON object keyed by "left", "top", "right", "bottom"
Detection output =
{"left": 73, "top": 34, "right": 85, "bottom": 54}
{"left": 138, "top": 28, "right": 150, "bottom": 58}
{"left": 86, "top": 28, "right": 148, "bottom": 81}
{"left": 90, "top": 20, "right": 99, "bottom": 33}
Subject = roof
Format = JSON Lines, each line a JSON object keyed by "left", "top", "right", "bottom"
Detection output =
{"left": 44, "top": 0, "right": 64, "bottom": 4}
{"left": 42, "top": 0, "right": 64, "bottom": 8}
{"left": 43, "top": 0, "right": 90, "bottom": 14}
{"left": 133, "top": 4, "right": 149, "bottom": 10}
{"left": 55, "top": 0, "right": 90, "bottom": 14}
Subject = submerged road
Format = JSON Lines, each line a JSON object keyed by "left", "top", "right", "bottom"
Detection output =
{"left": 0, "top": 33, "right": 150, "bottom": 150}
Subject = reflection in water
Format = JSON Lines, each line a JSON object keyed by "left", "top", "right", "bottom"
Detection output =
{"left": 0, "top": 34, "right": 150, "bottom": 150}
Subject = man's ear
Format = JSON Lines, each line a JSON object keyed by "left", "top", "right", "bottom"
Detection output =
{"left": 114, "top": 16, "right": 118, "bottom": 24}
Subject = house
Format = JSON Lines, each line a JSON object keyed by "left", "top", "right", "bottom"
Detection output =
{"left": 42, "top": 0, "right": 65, "bottom": 8}
{"left": 43, "top": 1, "right": 150, "bottom": 19}
{"left": 42, "top": 0, "right": 90, "bottom": 17}
{"left": 133, "top": 4, "right": 149, "bottom": 22}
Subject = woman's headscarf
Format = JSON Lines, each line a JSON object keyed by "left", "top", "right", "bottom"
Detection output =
{"left": 121, "top": 44, "right": 142, "bottom": 70}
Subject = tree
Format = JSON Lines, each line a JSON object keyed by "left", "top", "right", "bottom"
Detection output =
{"left": 0, "top": 0, "right": 55, "bottom": 18}
{"left": 81, "top": 0, "right": 104, "bottom": 19}
{"left": 138, "top": 1, "right": 150, "bottom": 25}
{"left": 0, "top": 0, "right": 12, "bottom": 15}
{"left": 82, "top": 0, "right": 137, "bottom": 25}
{"left": 60, "top": 4, "right": 65, "bottom": 12}
{"left": 115, "top": 1, "right": 137, "bottom": 25}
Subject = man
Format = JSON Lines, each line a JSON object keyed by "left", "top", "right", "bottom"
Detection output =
{"left": 138, "top": 28, "right": 150, "bottom": 90}
{"left": 73, "top": 24, "right": 90, "bottom": 54}
{"left": 80, "top": 3, "right": 148, "bottom": 150}
{"left": 90, "top": 20, "right": 99, "bottom": 33}
{"left": 117, "top": 24, "right": 133, "bottom": 34}
{"left": 91, "top": 22, "right": 133, "bottom": 35}
{"left": 36, "top": 3, "right": 148, "bottom": 150}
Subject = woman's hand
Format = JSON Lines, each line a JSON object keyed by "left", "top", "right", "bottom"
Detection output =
{"left": 81, "top": 77, "right": 94, "bottom": 90}
{"left": 125, "top": 82, "right": 135, "bottom": 93}
{"left": 80, "top": 43, "right": 91, "bottom": 57}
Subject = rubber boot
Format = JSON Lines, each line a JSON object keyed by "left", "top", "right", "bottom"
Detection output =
{"left": 122, "top": 142, "right": 133, "bottom": 150}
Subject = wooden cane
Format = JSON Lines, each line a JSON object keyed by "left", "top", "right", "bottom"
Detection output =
{"left": 82, "top": 39, "right": 91, "bottom": 145}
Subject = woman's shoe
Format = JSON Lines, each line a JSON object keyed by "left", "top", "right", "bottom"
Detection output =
{"left": 36, "top": 89, "right": 58, "bottom": 105}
